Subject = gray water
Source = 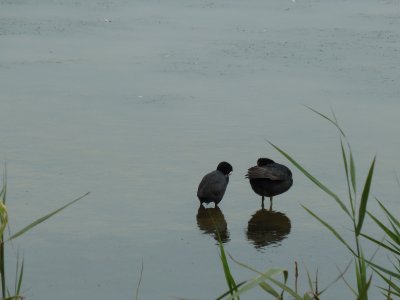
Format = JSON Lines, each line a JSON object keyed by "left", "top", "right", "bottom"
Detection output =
{"left": 1, "top": 0, "right": 400, "bottom": 299}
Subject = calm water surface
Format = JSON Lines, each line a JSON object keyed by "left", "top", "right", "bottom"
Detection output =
{"left": 1, "top": 0, "right": 400, "bottom": 299}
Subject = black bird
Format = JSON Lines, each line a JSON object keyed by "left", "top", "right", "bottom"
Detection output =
{"left": 246, "top": 158, "right": 292, "bottom": 209}
{"left": 197, "top": 161, "right": 233, "bottom": 207}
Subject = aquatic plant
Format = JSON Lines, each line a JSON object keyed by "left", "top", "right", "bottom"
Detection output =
{"left": 214, "top": 107, "right": 398, "bottom": 299}
{"left": 269, "top": 107, "right": 375, "bottom": 300}
{"left": 0, "top": 168, "right": 89, "bottom": 299}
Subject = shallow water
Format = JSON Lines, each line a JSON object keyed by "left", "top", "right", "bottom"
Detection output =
{"left": 1, "top": 0, "right": 400, "bottom": 299}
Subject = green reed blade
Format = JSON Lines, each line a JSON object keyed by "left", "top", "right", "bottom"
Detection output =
{"left": 228, "top": 254, "right": 262, "bottom": 275}
{"left": 215, "top": 282, "right": 246, "bottom": 300}
{"left": 302, "top": 205, "right": 355, "bottom": 255}
{"left": 0, "top": 166, "right": 6, "bottom": 205}
{"left": 387, "top": 240, "right": 400, "bottom": 254}
{"left": 355, "top": 275, "right": 372, "bottom": 300}
{"left": 369, "top": 261, "right": 400, "bottom": 280}
{"left": 303, "top": 264, "right": 314, "bottom": 294}
{"left": 266, "top": 276, "right": 304, "bottom": 300}
{"left": 226, "top": 255, "right": 297, "bottom": 300}
{"left": 356, "top": 156, "right": 376, "bottom": 236}
{"left": 16, "top": 259, "right": 23, "bottom": 295}
{"left": 223, "top": 268, "right": 289, "bottom": 300}
{"left": 388, "top": 219, "right": 400, "bottom": 240}
{"left": 258, "top": 281, "right": 281, "bottom": 298}
{"left": 304, "top": 105, "right": 347, "bottom": 138}
{"left": 340, "top": 139, "right": 354, "bottom": 210}
{"left": 217, "top": 237, "right": 238, "bottom": 298}
{"left": 319, "top": 261, "right": 352, "bottom": 295}
{"left": 376, "top": 198, "right": 400, "bottom": 228}
{"left": 376, "top": 270, "right": 400, "bottom": 295}
{"left": 350, "top": 151, "right": 357, "bottom": 195}
{"left": 337, "top": 264, "right": 357, "bottom": 296}
{"left": 0, "top": 202, "right": 8, "bottom": 237}
{"left": 361, "top": 233, "right": 400, "bottom": 256}
{"left": 303, "top": 293, "right": 314, "bottom": 300}
{"left": 367, "top": 212, "right": 400, "bottom": 245}
{"left": 355, "top": 251, "right": 368, "bottom": 300}
{"left": 269, "top": 141, "right": 351, "bottom": 217}
{"left": 135, "top": 259, "right": 143, "bottom": 300}
{"left": 7, "top": 192, "right": 90, "bottom": 242}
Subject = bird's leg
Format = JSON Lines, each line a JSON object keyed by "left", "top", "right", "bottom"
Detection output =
{"left": 269, "top": 197, "right": 273, "bottom": 211}
{"left": 261, "top": 196, "right": 265, "bottom": 208}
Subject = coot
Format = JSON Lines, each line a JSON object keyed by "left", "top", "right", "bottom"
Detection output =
{"left": 246, "top": 158, "right": 292, "bottom": 209}
{"left": 197, "top": 161, "right": 233, "bottom": 206}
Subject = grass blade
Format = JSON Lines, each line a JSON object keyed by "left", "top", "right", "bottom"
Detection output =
{"left": 356, "top": 156, "right": 376, "bottom": 236}
{"left": 319, "top": 261, "right": 352, "bottom": 295}
{"left": 349, "top": 151, "right": 357, "bottom": 195}
{"left": 215, "top": 282, "right": 246, "bottom": 300}
{"left": 355, "top": 251, "right": 369, "bottom": 300}
{"left": 7, "top": 192, "right": 90, "bottom": 242}
{"left": 269, "top": 141, "right": 351, "bottom": 217}
{"left": 227, "top": 255, "right": 300, "bottom": 300}
{"left": 356, "top": 275, "right": 372, "bottom": 300}
{"left": 218, "top": 235, "right": 238, "bottom": 298}
{"left": 1, "top": 166, "right": 7, "bottom": 205}
{"left": 223, "top": 268, "right": 288, "bottom": 300}
{"left": 361, "top": 233, "right": 400, "bottom": 256}
{"left": 258, "top": 281, "right": 281, "bottom": 298}
{"left": 266, "top": 276, "right": 305, "bottom": 300}
{"left": 377, "top": 271, "right": 400, "bottom": 295}
{"left": 367, "top": 213, "right": 400, "bottom": 245}
{"left": 304, "top": 264, "right": 314, "bottom": 295}
{"left": 304, "top": 105, "right": 346, "bottom": 138}
{"left": 376, "top": 198, "right": 400, "bottom": 228}
{"left": 340, "top": 139, "right": 355, "bottom": 214}
{"left": 302, "top": 205, "right": 355, "bottom": 255}
{"left": 368, "top": 261, "right": 400, "bottom": 280}
{"left": 135, "top": 259, "right": 144, "bottom": 300}
{"left": 0, "top": 202, "right": 8, "bottom": 238}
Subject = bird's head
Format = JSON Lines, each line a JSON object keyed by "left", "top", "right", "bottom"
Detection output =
{"left": 257, "top": 158, "right": 275, "bottom": 166}
{"left": 217, "top": 161, "right": 233, "bottom": 176}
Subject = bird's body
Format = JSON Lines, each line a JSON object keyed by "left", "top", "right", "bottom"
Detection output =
{"left": 246, "top": 158, "right": 292, "bottom": 209}
{"left": 197, "top": 161, "right": 232, "bottom": 206}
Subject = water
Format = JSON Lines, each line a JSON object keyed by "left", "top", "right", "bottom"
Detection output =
{"left": 1, "top": 0, "right": 400, "bottom": 299}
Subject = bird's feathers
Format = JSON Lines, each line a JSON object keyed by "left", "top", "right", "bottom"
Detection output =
{"left": 246, "top": 164, "right": 289, "bottom": 180}
{"left": 197, "top": 170, "right": 228, "bottom": 201}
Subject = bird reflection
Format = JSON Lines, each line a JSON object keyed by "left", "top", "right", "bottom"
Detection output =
{"left": 246, "top": 207, "right": 291, "bottom": 250}
{"left": 196, "top": 205, "right": 230, "bottom": 243}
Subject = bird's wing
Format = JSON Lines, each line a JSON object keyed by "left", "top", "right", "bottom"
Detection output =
{"left": 197, "top": 172, "right": 227, "bottom": 198}
{"left": 245, "top": 165, "right": 287, "bottom": 180}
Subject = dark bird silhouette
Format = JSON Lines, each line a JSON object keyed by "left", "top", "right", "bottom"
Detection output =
{"left": 246, "top": 158, "right": 292, "bottom": 209}
{"left": 197, "top": 161, "right": 233, "bottom": 207}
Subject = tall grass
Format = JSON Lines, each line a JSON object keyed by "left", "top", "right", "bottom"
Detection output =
{"left": 214, "top": 107, "right": 399, "bottom": 299}
{"left": 0, "top": 169, "right": 89, "bottom": 299}
{"left": 269, "top": 107, "right": 377, "bottom": 299}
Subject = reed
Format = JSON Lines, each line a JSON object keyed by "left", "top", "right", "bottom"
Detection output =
{"left": 0, "top": 168, "right": 89, "bottom": 299}
{"left": 215, "top": 107, "right": 398, "bottom": 299}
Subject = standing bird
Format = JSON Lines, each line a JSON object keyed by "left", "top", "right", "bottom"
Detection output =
{"left": 246, "top": 158, "right": 293, "bottom": 209}
{"left": 197, "top": 161, "right": 233, "bottom": 207}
